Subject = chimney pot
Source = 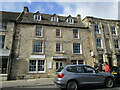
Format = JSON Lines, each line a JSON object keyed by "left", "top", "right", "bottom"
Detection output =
{"left": 24, "top": 6, "right": 29, "bottom": 13}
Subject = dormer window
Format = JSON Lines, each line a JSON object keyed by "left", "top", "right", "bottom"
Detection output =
{"left": 34, "top": 15, "right": 41, "bottom": 21}
{"left": 66, "top": 18, "right": 74, "bottom": 24}
{"left": 51, "top": 17, "right": 58, "bottom": 22}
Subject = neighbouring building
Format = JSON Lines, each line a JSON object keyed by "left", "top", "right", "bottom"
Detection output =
{"left": 0, "top": 11, "right": 20, "bottom": 80}
{"left": 0, "top": 7, "right": 120, "bottom": 80}
{"left": 83, "top": 17, "right": 120, "bottom": 68}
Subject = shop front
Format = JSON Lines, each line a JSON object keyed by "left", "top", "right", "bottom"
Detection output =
{"left": 0, "top": 49, "right": 10, "bottom": 80}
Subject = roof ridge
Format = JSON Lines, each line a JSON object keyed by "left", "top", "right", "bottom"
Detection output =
{"left": 0, "top": 11, "right": 21, "bottom": 14}
{"left": 83, "top": 16, "right": 120, "bottom": 21}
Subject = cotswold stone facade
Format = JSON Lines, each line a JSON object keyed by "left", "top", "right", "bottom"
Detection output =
{"left": 0, "top": 11, "right": 20, "bottom": 80}
{"left": 83, "top": 17, "right": 120, "bottom": 68}
{"left": 0, "top": 7, "right": 120, "bottom": 80}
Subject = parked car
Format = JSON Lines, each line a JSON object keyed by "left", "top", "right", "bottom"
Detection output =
{"left": 111, "top": 66, "right": 120, "bottom": 82}
{"left": 54, "top": 65, "right": 115, "bottom": 90}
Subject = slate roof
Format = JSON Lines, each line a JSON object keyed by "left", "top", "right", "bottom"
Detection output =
{"left": 0, "top": 10, "right": 88, "bottom": 28}
{"left": 17, "top": 12, "right": 87, "bottom": 28}
{"left": 0, "top": 11, "right": 20, "bottom": 21}
{"left": 1, "top": 10, "right": 119, "bottom": 28}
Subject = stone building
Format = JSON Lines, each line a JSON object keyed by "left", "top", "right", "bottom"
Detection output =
{"left": 9, "top": 7, "right": 92, "bottom": 79}
{"left": 0, "top": 7, "right": 120, "bottom": 80}
{"left": 0, "top": 11, "right": 20, "bottom": 80}
{"left": 83, "top": 16, "right": 120, "bottom": 68}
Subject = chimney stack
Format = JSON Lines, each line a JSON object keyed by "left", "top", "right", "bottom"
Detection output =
{"left": 23, "top": 6, "right": 29, "bottom": 13}
{"left": 77, "top": 14, "right": 81, "bottom": 19}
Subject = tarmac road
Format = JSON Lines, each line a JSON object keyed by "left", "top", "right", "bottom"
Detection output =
{"left": 2, "top": 83, "right": 120, "bottom": 90}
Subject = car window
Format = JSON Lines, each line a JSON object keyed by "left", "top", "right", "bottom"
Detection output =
{"left": 84, "top": 66, "right": 96, "bottom": 73}
{"left": 67, "top": 66, "right": 84, "bottom": 73}
{"left": 56, "top": 67, "right": 64, "bottom": 72}
{"left": 111, "top": 67, "right": 120, "bottom": 72}
{"left": 111, "top": 67, "right": 118, "bottom": 72}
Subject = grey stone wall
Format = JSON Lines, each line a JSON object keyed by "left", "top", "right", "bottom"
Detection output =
{"left": 11, "top": 23, "right": 92, "bottom": 79}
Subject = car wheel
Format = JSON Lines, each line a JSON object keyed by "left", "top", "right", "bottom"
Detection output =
{"left": 105, "top": 78, "right": 114, "bottom": 88}
{"left": 66, "top": 81, "right": 78, "bottom": 90}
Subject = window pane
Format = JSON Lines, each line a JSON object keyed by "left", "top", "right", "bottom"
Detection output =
{"left": 0, "top": 22, "right": 7, "bottom": 30}
{"left": 78, "top": 60, "right": 84, "bottom": 64}
{"left": 38, "top": 60, "right": 45, "bottom": 71}
{"left": 56, "top": 29, "right": 60, "bottom": 37}
{"left": 73, "top": 43, "right": 80, "bottom": 54}
{"left": 1, "top": 59, "right": 8, "bottom": 74}
{"left": 94, "top": 24, "right": 100, "bottom": 34}
{"left": 56, "top": 43, "right": 60, "bottom": 52}
{"left": 56, "top": 62, "right": 64, "bottom": 70}
{"left": 29, "top": 60, "right": 36, "bottom": 72}
{"left": 36, "top": 26, "right": 42, "bottom": 37}
{"left": 33, "top": 41, "right": 43, "bottom": 53}
{"left": 0, "top": 35, "right": 5, "bottom": 48}
{"left": 84, "top": 66, "right": 95, "bottom": 73}
{"left": 96, "top": 38, "right": 102, "bottom": 48}
{"left": 51, "top": 17, "right": 58, "bottom": 22}
{"left": 111, "top": 26, "right": 116, "bottom": 35}
{"left": 73, "top": 29, "right": 78, "bottom": 38}
{"left": 56, "top": 62, "right": 63, "bottom": 70}
{"left": 67, "top": 66, "right": 84, "bottom": 73}
{"left": 34, "top": 15, "right": 41, "bottom": 20}
{"left": 114, "top": 40, "right": 119, "bottom": 48}
{"left": 71, "top": 60, "right": 77, "bottom": 65}
{"left": 67, "top": 18, "right": 74, "bottom": 24}
{"left": 56, "top": 62, "right": 59, "bottom": 70}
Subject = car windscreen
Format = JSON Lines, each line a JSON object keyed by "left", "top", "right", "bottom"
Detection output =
{"left": 56, "top": 67, "right": 64, "bottom": 72}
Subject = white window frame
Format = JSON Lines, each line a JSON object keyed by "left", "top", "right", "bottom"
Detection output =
{"left": 56, "top": 28, "right": 61, "bottom": 37}
{"left": 111, "top": 26, "right": 117, "bottom": 35}
{"left": 0, "top": 35, "right": 5, "bottom": 49}
{"left": 56, "top": 43, "right": 61, "bottom": 52}
{"left": 56, "top": 62, "right": 64, "bottom": 70}
{"left": 73, "top": 43, "right": 82, "bottom": 54}
{"left": 73, "top": 29, "right": 79, "bottom": 39}
{"left": 94, "top": 24, "right": 100, "bottom": 34}
{"left": 29, "top": 60, "right": 46, "bottom": 73}
{"left": 34, "top": 15, "right": 41, "bottom": 21}
{"left": 51, "top": 17, "right": 58, "bottom": 22}
{"left": 35, "top": 26, "right": 43, "bottom": 37}
{"left": 33, "top": 41, "right": 43, "bottom": 53}
{"left": 66, "top": 18, "right": 74, "bottom": 24}
{"left": 96, "top": 38, "right": 102, "bottom": 48}
{"left": 29, "top": 60, "right": 36, "bottom": 73}
{"left": 114, "top": 39, "right": 119, "bottom": 49}
{"left": 0, "top": 22, "right": 7, "bottom": 30}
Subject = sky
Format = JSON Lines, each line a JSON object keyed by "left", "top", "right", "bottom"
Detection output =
{"left": 0, "top": 0, "right": 120, "bottom": 20}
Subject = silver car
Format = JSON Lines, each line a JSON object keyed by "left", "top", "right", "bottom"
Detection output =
{"left": 54, "top": 65, "right": 115, "bottom": 90}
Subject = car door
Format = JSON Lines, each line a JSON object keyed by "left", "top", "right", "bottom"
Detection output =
{"left": 82, "top": 66, "right": 105, "bottom": 84}
{"left": 65, "top": 66, "right": 87, "bottom": 84}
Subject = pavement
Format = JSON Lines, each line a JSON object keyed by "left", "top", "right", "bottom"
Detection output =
{"left": 1, "top": 78, "right": 54, "bottom": 88}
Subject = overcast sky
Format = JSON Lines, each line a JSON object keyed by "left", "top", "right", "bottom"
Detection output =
{"left": 0, "top": 0, "right": 120, "bottom": 20}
